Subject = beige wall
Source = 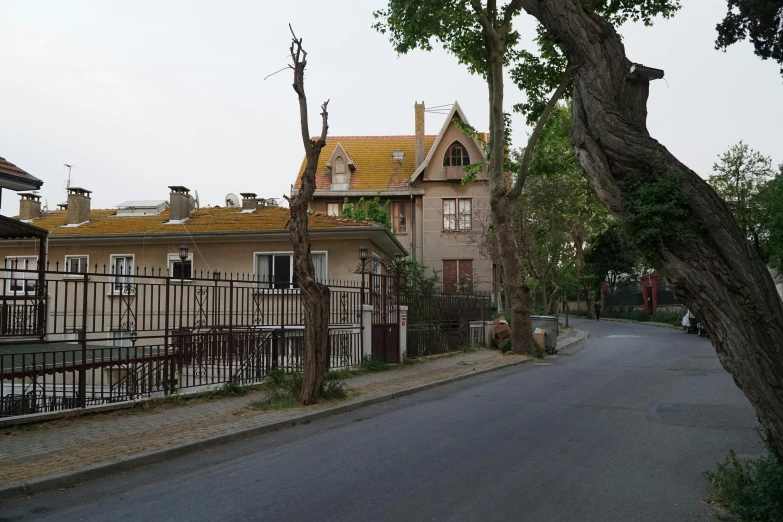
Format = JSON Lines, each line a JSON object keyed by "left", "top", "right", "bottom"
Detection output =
{"left": 411, "top": 179, "right": 492, "bottom": 293}
{"left": 1, "top": 236, "right": 385, "bottom": 284}
{"left": 423, "top": 122, "right": 487, "bottom": 182}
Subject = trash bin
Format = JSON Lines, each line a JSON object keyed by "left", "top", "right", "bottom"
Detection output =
{"left": 530, "top": 315, "right": 558, "bottom": 353}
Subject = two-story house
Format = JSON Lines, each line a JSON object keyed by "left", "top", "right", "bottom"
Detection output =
{"left": 294, "top": 102, "right": 497, "bottom": 300}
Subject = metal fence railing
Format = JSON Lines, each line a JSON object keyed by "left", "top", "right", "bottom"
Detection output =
{"left": 406, "top": 293, "right": 489, "bottom": 358}
{"left": 0, "top": 266, "right": 369, "bottom": 418}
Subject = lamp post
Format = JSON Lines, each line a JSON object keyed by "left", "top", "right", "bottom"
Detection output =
{"left": 359, "top": 245, "right": 369, "bottom": 302}
{"left": 178, "top": 245, "right": 188, "bottom": 333}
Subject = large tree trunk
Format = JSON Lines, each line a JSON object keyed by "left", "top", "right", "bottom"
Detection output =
{"left": 485, "top": 24, "right": 534, "bottom": 355}
{"left": 287, "top": 29, "right": 331, "bottom": 405}
{"left": 522, "top": 0, "right": 783, "bottom": 458}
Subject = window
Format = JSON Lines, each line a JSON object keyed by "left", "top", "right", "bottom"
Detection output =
{"left": 64, "top": 255, "right": 88, "bottom": 274}
{"left": 109, "top": 329, "right": 134, "bottom": 348}
{"left": 443, "top": 141, "right": 470, "bottom": 167}
{"left": 458, "top": 199, "right": 472, "bottom": 230}
{"left": 442, "top": 259, "right": 473, "bottom": 293}
{"left": 327, "top": 203, "right": 341, "bottom": 217}
{"left": 5, "top": 256, "right": 38, "bottom": 293}
{"left": 334, "top": 156, "right": 346, "bottom": 184}
{"left": 255, "top": 252, "right": 326, "bottom": 289}
{"left": 442, "top": 198, "right": 472, "bottom": 231}
{"left": 110, "top": 255, "right": 134, "bottom": 293}
{"left": 392, "top": 202, "right": 407, "bottom": 234}
{"left": 167, "top": 253, "right": 193, "bottom": 280}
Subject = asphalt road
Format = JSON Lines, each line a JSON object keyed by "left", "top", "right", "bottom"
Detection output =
{"left": 1, "top": 319, "right": 762, "bottom": 521}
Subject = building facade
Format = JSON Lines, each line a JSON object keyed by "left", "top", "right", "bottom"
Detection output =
{"left": 294, "top": 102, "right": 498, "bottom": 300}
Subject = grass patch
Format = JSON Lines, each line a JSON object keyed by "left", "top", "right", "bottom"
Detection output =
{"left": 403, "top": 355, "right": 422, "bottom": 365}
{"left": 460, "top": 344, "right": 482, "bottom": 353}
{"left": 704, "top": 450, "right": 783, "bottom": 522}
{"left": 360, "top": 356, "right": 393, "bottom": 373}
{"left": 247, "top": 371, "right": 351, "bottom": 411}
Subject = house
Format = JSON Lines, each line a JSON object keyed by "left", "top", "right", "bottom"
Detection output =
{"left": 293, "top": 102, "right": 498, "bottom": 301}
{"left": 1, "top": 185, "right": 406, "bottom": 288}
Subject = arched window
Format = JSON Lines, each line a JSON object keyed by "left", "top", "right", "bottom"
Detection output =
{"left": 443, "top": 141, "right": 470, "bottom": 167}
{"left": 334, "top": 156, "right": 346, "bottom": 183}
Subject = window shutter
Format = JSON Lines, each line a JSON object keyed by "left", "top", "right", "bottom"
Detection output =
{"left": 443, "top": 260, "right": 457, "bottom": 293}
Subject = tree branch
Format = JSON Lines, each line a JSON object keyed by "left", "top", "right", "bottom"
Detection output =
{"left": 507, "top": 68, "right": 573, "bottom": 200}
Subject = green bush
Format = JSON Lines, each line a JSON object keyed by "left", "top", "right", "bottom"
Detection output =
{"left": 650, "top": 310, "right": 682, "bottom": 326}
{"left": 220, "top": 380, "right": 248, "bottom": 397}
{"left": 360, "top": 355, "right": 392, "bottom": 373}
{"left": 704, "top": 450, "right": 783, "bottom": 522}
{"left": 498, "top": 338, "right": 512, "bottom": 353}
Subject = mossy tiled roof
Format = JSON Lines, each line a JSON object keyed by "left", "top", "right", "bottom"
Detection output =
{"left": 296, "top": 135, "right": 437, "bottom": 191}
{"left": 26, "top": 206, "right": 375, "bottom": 236}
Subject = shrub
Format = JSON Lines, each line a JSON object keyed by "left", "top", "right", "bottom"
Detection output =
{"left": 704, "top": 450, "right": 783, "bottom": 522}
{"left": 266, "top": 367, "right": 287, "bottom": 387}
{"left": 650, "top": 310, "right": 682, "bottom": 326}
{"left": 220, "top": 380, "right": 248, "bottom": 397}
{"left": 361, "top": 356, "right": 392, "bottom": 373}
{"left": 498, "top": 338, "right": 512, "bottom": 353}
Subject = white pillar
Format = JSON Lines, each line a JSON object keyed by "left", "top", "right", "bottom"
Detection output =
{"left": 397, "top": 305, "right": 408, "bottom": 362}
{"left": 361, "top": 304, "right": 373, "bottom": 360}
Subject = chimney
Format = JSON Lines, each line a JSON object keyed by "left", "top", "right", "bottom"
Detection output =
{"left": 19, "top": 193, "right": 42, "bottom": 220}
{"left": 66, "top": 187, "right": 91, "bottom": 224}
{"left": 168, "top": 186, "right": 191, "bottom": 221}
{"left": 415, "top": 101, "right": 425, "bottom": 168}
{"left": 240, "top": 192, "right": 258, "bottom": 211}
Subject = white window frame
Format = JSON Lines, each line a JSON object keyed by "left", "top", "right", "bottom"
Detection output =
{"left": 442, "top": 198, "right": 472, "bottom": 231}
{"left": 109, "top": 254, "right": 135, "bottom": 295}
{"left": 4, "top": 256, "right": 39, "bottom": 294}
{"left": 167, "top": 253, "right": 194, "bottom": 282}
{"left": 63, "top": 255, "right": 89, "bottom": 279}
{"left": 108, "top": 328, "right": 135, "bottom": 348}
{"left": 253, "top": 251, "right": 328, "bottom": 291}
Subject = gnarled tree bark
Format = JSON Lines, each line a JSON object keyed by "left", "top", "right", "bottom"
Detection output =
{"left": 519, "top": 0, "right": 783, "bottom": 458}
{"left": 287, "top": 27, "right": 331, "bottom": 405}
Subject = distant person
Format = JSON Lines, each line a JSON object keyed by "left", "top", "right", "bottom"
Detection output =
{"left": 594, "top": 302, "right": 602, "bottom": 321}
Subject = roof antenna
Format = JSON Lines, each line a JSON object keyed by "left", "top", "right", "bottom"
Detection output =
{"left": 64, "top": 164, "right": 75, "bottom": 188}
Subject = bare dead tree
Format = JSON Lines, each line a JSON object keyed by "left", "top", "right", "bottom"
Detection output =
{"left": 286, "top": 26, "right": 331, "bottom": 405}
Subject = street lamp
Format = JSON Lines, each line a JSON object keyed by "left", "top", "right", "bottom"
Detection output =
{"left": 179, "top": 245, "right": 189, "bottom": 263}
{"left": 178, "top": 245, "right": 188, "bottom": 334}
{"left": 212, "top": 270, "right": 220, "bottom": 281}
{"left": 359, "top": 245, "right": 369, "bottom": 305}
{"left": 393, "top": 252, "right": 404, "bottom": 265}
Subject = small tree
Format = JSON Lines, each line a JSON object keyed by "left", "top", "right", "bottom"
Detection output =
{"left": 708, "top": 142, "right": 774, "bottom": 255}
{"left": 285, "top": 27, "right": 331, "bottom": 405}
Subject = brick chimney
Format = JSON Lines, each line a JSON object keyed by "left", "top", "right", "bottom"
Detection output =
{"left": 66, "top": 187, "right": 91, "bottom": 224}
{"left": 168, "top": 186, "right": 191, "bottom": 221}
{"left": 240, "top": 192, "right": 258, "bottom": 211}
{"left": 19, "top": 193, "right": 42, "bottom": 220}
{"left": 415, "top": 101, "right": 425, "bottom": 168}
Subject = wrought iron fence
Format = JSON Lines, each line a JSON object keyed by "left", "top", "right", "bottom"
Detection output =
{"left": 406, "top": 292, "right": 489, "bottom": 358}
{"left": 0, "top": 267, "right": 366, "bottom": 418}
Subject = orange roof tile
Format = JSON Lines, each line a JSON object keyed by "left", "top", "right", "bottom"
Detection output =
{"left": 295, "top": 135, "right": 437, "bottom": 191}
{"left": 26, "top": 206, "right": 376, "bottom": 236}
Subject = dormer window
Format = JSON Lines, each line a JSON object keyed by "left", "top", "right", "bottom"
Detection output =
{"left": 334, "top": 156, "right": 347, "bottom": 184}
{"left": 443, "top": 141, "right": 470, "bottom": 167}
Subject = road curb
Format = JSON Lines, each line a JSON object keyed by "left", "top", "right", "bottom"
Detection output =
{"left": 0, "top": 355, "right": 536, "bottom": 503}
{"left": 599, "top": 318, "right": 682, "bottom": 330}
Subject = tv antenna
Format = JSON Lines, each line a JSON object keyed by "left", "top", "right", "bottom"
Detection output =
{"left": 64, "top": 164, "right": 75, "bottom": 188}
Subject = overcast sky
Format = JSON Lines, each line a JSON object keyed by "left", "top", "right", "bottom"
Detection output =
{"left": 0, "top": 0, "right": 780, "bottom": 216}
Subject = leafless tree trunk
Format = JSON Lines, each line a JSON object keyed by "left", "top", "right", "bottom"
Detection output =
{"left": 573, "top": 233, "right": 594, "bottom": 319}
{"left": 286, "top": 27, "right": 331, "bottom": 405}
{"left": 519, "top": 0, "right": 783, "bottom": 458}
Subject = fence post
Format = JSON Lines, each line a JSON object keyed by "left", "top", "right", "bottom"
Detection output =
{"left": 361, "top": 304, "right": 373, "bottom": 360}
{"left": 79, "top": 272, "right": 88, "bottom": 408}
{"left": 397, "top": 304, "right": 408, "bottom": 363}
{"left": 164, "top": 277, "right": 172, "bottom": 395}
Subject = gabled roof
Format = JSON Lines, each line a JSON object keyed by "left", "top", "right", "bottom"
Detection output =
{"left": 23, "top": 206, "right": 378, "bottom": 236}
{"left": 0, "top": 157, "right": 44, "bottom": 191}
{"left": 408, "top": 101, "right": 484, "bottom": 184}
{"left": 295, "top": 135, "right": 437, "bottom": 192}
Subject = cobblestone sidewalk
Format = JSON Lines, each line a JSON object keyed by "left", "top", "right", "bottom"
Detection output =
{"left": 0, "top": 350, "right": 529, "bottom": 488}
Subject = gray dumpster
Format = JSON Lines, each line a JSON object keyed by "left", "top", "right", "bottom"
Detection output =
{"left": 530, "top": 315, "right": 558, "bottom": 353}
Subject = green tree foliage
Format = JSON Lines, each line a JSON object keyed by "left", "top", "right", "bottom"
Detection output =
{"left": 340, "top": 197, "right": 393, "bottom": 230}
{"left": 584, "top": 223, "right": 638, "bottom": 293}
{"left": 759, "top": 165, "right": 783, "bottom": 272}
{"left": 708, "top": 142, "right": 775, "bottom": 255}
{"left": 516, "top": 104, "right": 609, "bottom": 312}
{"left": 716, "top": 0, "right": 783, "bottom": 77}
{"left": 399, "top": 260, "right": 441, "bottom": 296}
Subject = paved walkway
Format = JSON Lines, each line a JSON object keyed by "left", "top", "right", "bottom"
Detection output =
{"left": 0, "top": 350, "right": 528, "bottom": 487}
